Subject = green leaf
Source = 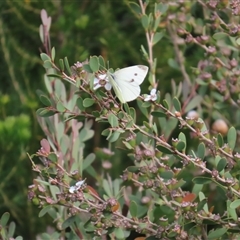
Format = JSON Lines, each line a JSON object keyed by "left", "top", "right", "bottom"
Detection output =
{"left": 40, "top": 53, "right": 51, "bottom": 62}
{"left": 198, "top": 118, "right": 208, "bottom": 132}
{"left": 141, "top": 101, "right": 151, "bottom": 108}
{"left": 227, "top": 200, "right": 237, "bottom": 221}
{"left": 159, "top": 117, "right": 178, "bottom": 140}
{"left": 141, "top": 44, "right": 149, "bottom": 59}
{"left": 217, "top": 133, "right": 224, "bottom": 148}
{"left": 59, "top": 59, "right": 64, "bottom": 71}
{"left": 89, "top": 56, "right": 99, "bottom": 72}
{"left": 157, "top": 3, "right": 168, "bottom": 14}
{"left": 126, "top": 120, "right": 134, "bottom": 129}
{"left": 48, "top": 153, "right": 58, "bottom": 162}
{"left": 115, "top": 228, "right": 125, "bottom": 239}
{"left": 129, "top": 107, "right": 136, "bottom": 122}
{"left": 168, "top": 58, "right": 179, "bottom": 70}
{"left": 103, "top": 179, "right": 113, "bottom": 197}
{"left": 123, "top": 141, "right": 134, "bottom": 150}
{"left": 51, "top": 47, "right": 55, "bottom": 61}
{"left": 198, "top": 191, "right": 206, "bottom": 201}
{"left": 230, "top": 199, "right": 240, "bottom": 209}
{"left": 173, "top": 97, "right": 181, "bottom": 112}
{"left": 213, "top": 102, "right": 227, "bottom": 110}
{"left": 40, "top": 233, "right": 51, "bottom": 240}
{"left": 15, "top": 237, "right": 23, "bottom": 240}
{"left": 236, "top": 37, "right": 240, "bottom": 46}
{"left": 83, "top": 98, "right": 95, "bottom": 108}
{"left": 39, "top": 95, "right": 52, "bottom": 107}
{"left": 197, "top": 199, "right": 208, "bottom": 212}
{"left": 79, "top": 127, "right": 94, "bottom": 142}
{"left": 162, "top": 99, "right": 169, "bottom": 110}
{"left": 8, "top": 222, "right": 16, "bottom": 238}
{"left": 0, "top": 212, "right": 10, "bottom": 227}
{"left": 98, "top": 55, "right": 105, "bottom": 69}
{"left": 160, "top": 171, "right": 174, "bottom": 180}
{"left": 197, "top": 143, "right": 205, "bottom": 159}
{"left": 83, "top": 153, "right": 95, "bottom": 170}
{"left": 171, "top": 178, "right": 186, "bottom": 189}
{"left": 129, "top": 2, "right": 141, "bottom": 15}
{"left": 38, "top": 206, "right": 53, "bottom": 217}
{"left": 185, "top": 95, "right": 202, "bottom": 113}
{"left": 47, "top": 74, "right": 63, "bottom": 79}
{"left": 56, "top": 102, "right": 66, "bottom": 112}
{"left": 107, "top": 113, "right": 119, "bottom": 128}
{"left": 177, "top": 132, "right": 187, "bottom": 152}
{"left": 217, "top": 158, "right": 227, "bottom": 172}
{"left": 102, "top": 129, "right": 110, "bottom": 137}
{"left": 207, "top": 228, "right": 227, "bottom": 239}
{"left": 143, "top": 121, "right": 151, "bottom": 130}
{"left": 186, "top": 22, "right": 192, "bottom": 32}
{"left": 117, "top": 111, "right": 124, "bottom": 119}
{"left": 153, "top": 32, "right": 164, "bottom": 45}
{"left": 153, "top": 16, "right": 161, "bottom": 32}
{"left": 192, "top": 183, "right": 203, "bottom": 195}
{"left": 137, "top": 99, "right": 148, "bottom": 118}
{"left": 43, "top": 60, "right": 52, "bottom": 69}
{"left": 64, "top": 57, "right": 71, "bottom": 75}
{"left": 62, "top": 216, "right": 76, "bottom": 229}
{"left": 129, "top": 201, "right": 138, "bottom": 218}
{"left": 151, "top": 111, "right": 166, "bottom": 118}
{"left": 125, "top": 120, "right": 134, "bottom": 128}
{"left": 227, "top": 126, "right": 237, "bottom": 150}
{"left": 213, "top": 32, "right": 229, "bottom": 40}
{"left": 141, "top": 14, "right": 149, "bottom": 29}
{"left": 152, "top": 122, "right": 158, "bottom": 135}
{"left": 76, "top": 97, "right": 85, "bottom": 111}
{"left": 176, "top": 141, "right": 185, "bottom": 152}
{"left": 83, "top": 64, "right": 93, "bottom": 73}
{"left": 36, "top": 108, "right": 56, "bottom": 117}
{"left": 92, "top": 111, "right": 100, "bottom": 118}
{"left": 157, "top": 145, "right": 172, "bottom": 154}
{"left": 107, "top": 131, "right": 121, "bottom": 143}
{"left": 127, "top": 166, "right": 139, "bottom": 173}
{"left": 192, "top": 177, "right": 212, "bottom": 185}
{"left": 178, "top": 132, "right": 186, "bottom": 144}
{"left": 148, "top": 13, "right": 153, "bottom": 28}
{"left": 123, "top": 103, "right": 130, "bottom": 115}
{"left": 224, "top": 172, "right": 233, "bottom": 179}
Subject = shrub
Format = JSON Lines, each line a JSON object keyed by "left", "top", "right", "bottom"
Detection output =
{"left": 27, "top": 1, "right": 240, "bottom": 239}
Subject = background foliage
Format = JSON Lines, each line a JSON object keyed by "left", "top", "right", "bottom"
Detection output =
{"left": 1, "top": 0, "right": 240, "bottom": 239}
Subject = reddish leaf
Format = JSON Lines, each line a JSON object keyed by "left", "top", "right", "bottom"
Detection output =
{"left": 182, "top": 193, "right": 196, "bottom": 203}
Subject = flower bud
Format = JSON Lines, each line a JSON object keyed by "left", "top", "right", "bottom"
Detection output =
{"left": 212, "top": 119, "right": 228, "bottom": 135}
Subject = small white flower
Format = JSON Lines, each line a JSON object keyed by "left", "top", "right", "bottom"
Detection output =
{"left": 69, "top": 186, "right": 76, "bottom": 194}
{"left": 144, "top": 88, "right": 157, "bottom": 101}
{"left": 93, "top": 73, "right": 112, "bottom": 91}
{"left": 69, "top": 179, "right": 86, "bottom": 193}
{"left": 75, "top": 180, "right": 86, "bottom": 188}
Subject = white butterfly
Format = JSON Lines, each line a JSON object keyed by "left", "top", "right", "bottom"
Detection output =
{"left": 107, "top": 65, "right": 149, "bottom": 103}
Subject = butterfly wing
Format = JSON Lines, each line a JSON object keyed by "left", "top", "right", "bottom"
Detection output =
{"left": 109, "top": 65, "right": 148, "bottom": 103}
{"left": 108, "top": 74, "right": 126, "bottom": 103}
